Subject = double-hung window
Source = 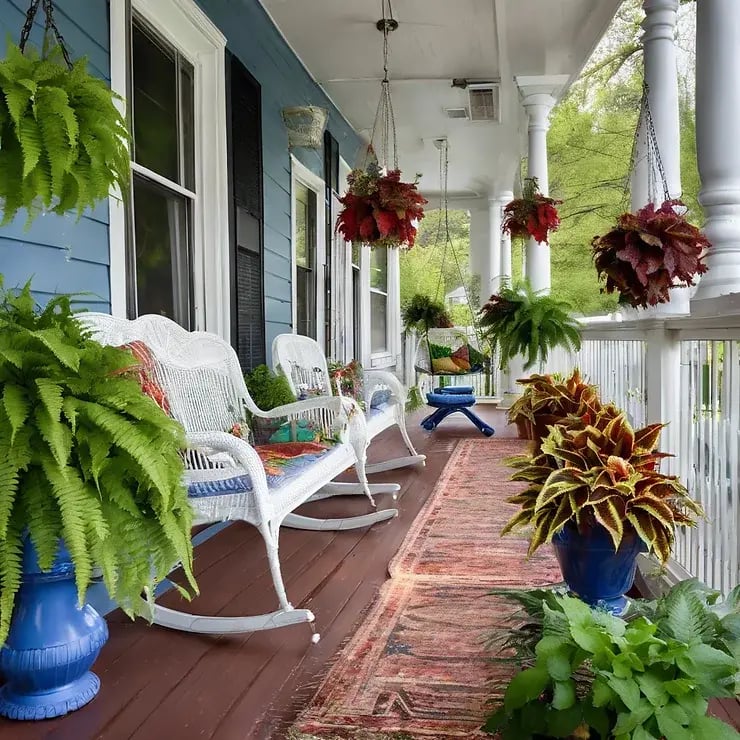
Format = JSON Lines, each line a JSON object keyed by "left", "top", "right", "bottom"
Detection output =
{"left": 109, "top": 0, "right": 229, "bottom": 337}
{"left": 128, "top": 19, "right": 195, "bottom": 327}
{"left": 370, "top": 248, "right": 389, "bottom": 354}
{"left": 294, "top": 181, "right": 317, "bottom": 339}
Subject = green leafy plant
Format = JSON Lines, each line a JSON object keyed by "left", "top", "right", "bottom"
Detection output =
{"left": 245, "top": 364, "right": 296, "bottom": 411}
{"left": 503, "top": 407, "right": 704, "bottom": 562}
{"left": 0, "top": 42, "right": 130, "bottom": 226}
{"left": 478, "top": 282, "right": 582, "bottom": 370}
{"left": 401, "top": 293, "right": 453, "bottom": 333}
{"left": 484, "top": 582, "right": 740, "bottom": 739}
{"left": 0, "top": 280, "right": 196, "bottom": 644}
{"left": 507, "top": 369, "right": 600, "bottom": 444}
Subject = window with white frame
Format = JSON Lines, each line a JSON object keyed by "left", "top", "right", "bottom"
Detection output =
{"left": 370, "top": 247, "right": 389, "bottom": 354}
{"left": 109, "top": 0, "right": 229, "bottom": 337}
{"left": 291, "top": 157, "right": 325, "bottom": 346}
{"left": 294, "top": 181, "right": 317, "bottom": 339}
{"left": 128, "top": 18, "right": 195, "bottom": 327}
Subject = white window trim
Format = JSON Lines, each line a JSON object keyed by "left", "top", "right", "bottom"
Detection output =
{"left": 290, "top": 155, "right": 326, "bottom": 349}
{"left": 368, "top": 246, "right": 401, "bottom": 369}
{"left": 109, "top": 0, "right": 230, "bottom": 339}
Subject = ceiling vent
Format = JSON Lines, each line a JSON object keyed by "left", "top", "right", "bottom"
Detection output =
{"left": 444, "top": 107, "right": 469, "bottom": 120}
{"left": 467, "top": 83, "right": 500, "bottom": 122}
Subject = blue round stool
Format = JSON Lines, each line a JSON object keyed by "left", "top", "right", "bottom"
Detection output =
{"left": 421, "top": 391, "right": 494, "bottom": 436}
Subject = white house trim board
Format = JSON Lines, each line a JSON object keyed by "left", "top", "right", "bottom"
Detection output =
{"left": 290, "top": 155, "right": 327, "bottom": 349}
{"left": 108, "top": 0, "right": 229, "bottom": 339}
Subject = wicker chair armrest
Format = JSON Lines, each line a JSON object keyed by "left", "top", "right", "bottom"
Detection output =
{"left": 363, "top": 369, "right": 405, "bottom": 405}
{"left": 186, "top": 431, "right": 269, "bottom": 493}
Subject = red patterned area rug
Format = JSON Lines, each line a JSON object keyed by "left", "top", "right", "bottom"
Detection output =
{"left": 293, "top": 438, "right": 563, "bottom": 739}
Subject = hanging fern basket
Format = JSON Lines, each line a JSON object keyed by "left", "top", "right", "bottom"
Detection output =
{"left": 0, "top": 0, "right": 130, "bottom": 227}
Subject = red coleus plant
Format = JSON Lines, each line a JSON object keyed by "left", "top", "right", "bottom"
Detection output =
{"left": 335, "top": 163, "right": 427, "bottom": 249}
{"left": 502, "top": 177, "right": 562, "bottom": 244}
{"left": 591, "top": 199, "right": 711, "bottom": 309}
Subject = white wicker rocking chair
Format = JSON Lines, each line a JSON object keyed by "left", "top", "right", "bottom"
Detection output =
{"left": 79, "top": 313, "right": 397, "bottom": 641}
{"left": 272, "top": 334, "right": 426, "bottom": 486}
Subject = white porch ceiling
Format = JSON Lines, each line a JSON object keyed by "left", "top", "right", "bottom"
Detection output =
{"left": 261, "top": 0, "right": 623, "bottom": 202}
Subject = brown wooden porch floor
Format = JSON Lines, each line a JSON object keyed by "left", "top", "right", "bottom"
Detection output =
{"left": 1, "top": 407, "right": 737, "bottom": 739}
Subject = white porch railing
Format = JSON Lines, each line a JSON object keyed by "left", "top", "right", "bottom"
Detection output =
{"left": 542, "top": 311, "right": 740, "bottom": 595}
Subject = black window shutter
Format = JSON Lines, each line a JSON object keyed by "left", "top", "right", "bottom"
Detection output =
{"left": 228, "top": 53, "right": 265, "bottom": 370}
{"left": 324, "top": 130, "right": 340, "bottom": 357}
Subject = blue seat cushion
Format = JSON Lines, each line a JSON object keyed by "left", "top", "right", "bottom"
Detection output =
{"left": 434, "top": 385, "right": 475, "bottom": 395}
{"left": 426, "top": 392, "right": 476, "bottom": 408}
{"left": 188, "top": 446, "right": 337, "bottom": 498}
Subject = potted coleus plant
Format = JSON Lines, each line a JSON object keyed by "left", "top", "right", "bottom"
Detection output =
{"left": 484, "top": 581, "right": 740, "bottom": 739}
{"left": 478, "top": 282, "right": 582, "bottom": 372}
{"left": 591, "top": 199, "right": 711, "bottom": 308}
{"left": 0, "top": 282, "right": 196, "bottom": 719}
{"left": 335, "top": 161, "right": 427, "bottom": 249}
{"left": 245, "top": 364, "right": 298, "bottom": 444}
{"left": 502, "top": 177, "right": 562, "bottom": 244}
{"left": 503, "top": 407, "right": 704, "bottom": 614}
{"left": 506, "top": 369, "right": 599, "bottom": 443}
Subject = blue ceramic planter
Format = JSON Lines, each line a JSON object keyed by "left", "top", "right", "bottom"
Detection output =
{"left": 552, "top": 523, "right": 645, "bottom": 615}
{"left": 0, "top": 539, "right": 108, "bottom": 720}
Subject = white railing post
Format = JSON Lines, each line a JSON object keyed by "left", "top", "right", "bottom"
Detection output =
{"left": 644, "top": 321, "right": 682, "bottom": 471}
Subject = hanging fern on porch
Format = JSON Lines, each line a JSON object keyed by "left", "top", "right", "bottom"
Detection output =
{"left": 0, "top": 280, "right": 196, "bottom": 645}
{"left": 0, "top": 42, "right": 130, "bottom": 226}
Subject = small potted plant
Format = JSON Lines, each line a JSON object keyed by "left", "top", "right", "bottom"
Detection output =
{"left": 478, "top": 282, "right": 582, "bottom": 372}
{"left": 0, "top": 281, "right": 195, "bottom": 719}
{"left": 484, "top": 581, "right": 740, "bottom": 739}
{"left": 503, "top": 407, "right": 704, "bottom": 613}
{"left": 244, "top": 364, "right": 298, "bottom": 444}
{"left": 591, "top": 199, "right": 711, "bottom": 308}
{"left": 502, "top": 177, "right": 562, "bottom": 244}
{"left": 335, "top": 161, "right": 427, "bottom": 249}
{"left": 506, "top": 369, "right": 599, "bottom": 443}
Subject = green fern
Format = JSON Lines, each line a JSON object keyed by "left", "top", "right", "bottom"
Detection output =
{"left": 0, "top": 42, "right": 130, "bottom": 226}
{"left": 0, "top": 279, "right": 196, "bottom": 645}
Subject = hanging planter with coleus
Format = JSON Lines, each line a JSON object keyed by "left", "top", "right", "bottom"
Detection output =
{"left": 502, "top": 177, "right": 562, "bottom": 244}
{"left": 591, "top": 199, "right": 711, "bottom": 308}
{"left": 335, "top": 161, "right": 427, "bottom": 249}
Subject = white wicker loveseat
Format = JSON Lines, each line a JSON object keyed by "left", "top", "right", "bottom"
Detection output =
{"left": 272, "top": 334, "right": 426, "bottom": 483}
{"left": 80, "top": 313, "right": 397, "bottom": 641}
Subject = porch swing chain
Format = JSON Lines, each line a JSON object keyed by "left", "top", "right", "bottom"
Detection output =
{"left": 19, "top": 0, "right": 73, "bottom": 69}
{"left": 625, "top": 83, "right": 671, "bottom": 207}
{"left": 367, "top": 0, "right": 398, "bottom": 171}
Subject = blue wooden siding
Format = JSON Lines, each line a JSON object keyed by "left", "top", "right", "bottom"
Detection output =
{"left": 197, "top": 0, "right": 363, "bottom": 352}
{"left": 0, "top": 0, "right": 111, "bottom": 311}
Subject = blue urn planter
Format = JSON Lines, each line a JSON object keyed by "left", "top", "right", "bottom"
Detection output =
{"left": 552, "top": 523, "right": 645, "bottom": 615}
{"left": 0, "top": 538, "right": 108, "bottom": 720}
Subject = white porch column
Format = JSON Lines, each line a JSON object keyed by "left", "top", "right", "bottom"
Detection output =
{"left": 516, "top": 76, "right": 568, "bottom": 295}
{"left": 468, "top": 205, "right": 490, "bottom": 307}
{"left": 499, "top": 190, "right": 514, "bottom": 287}
{"left": 641, "top": 0, "right": 682, "bottom": 202}
{"left": 692, "top": 0, "right": 740, "bottom": 300}
{"left": 487, "top": 197, "right": 502, "bottom": 298}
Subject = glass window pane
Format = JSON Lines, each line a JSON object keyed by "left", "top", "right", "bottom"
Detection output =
{"left": 295, "top": 182, "right": 315, "bottom": 268}
{"left": 296, "top": 266, "right": 315, "bottom": 339}
{"left": 132, "top": 175, "right": 192, "bottom": 328}
{"left": 371, "top": 291, "right": 388, "bottom": 353}
{"left": 180, "top": 62, "right": 195, "bottom": 191}
{"left": 370, "top": 247, "right": 388, "bottom": 292}
{"left": 351, "top": 242, "right": 361, "bottom": 267}
{"left": 132, "top": 22, "right": 179, "bottom": 181}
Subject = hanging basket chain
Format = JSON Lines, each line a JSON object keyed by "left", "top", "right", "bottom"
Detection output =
{"left": 18, "top": 0, "right": 73, "bottom": 69}
{"left": 625, "top": 83, "right": 671, "bottom": 207}
{"left": 366, "top": 0, "right": 398, "bottom": 171}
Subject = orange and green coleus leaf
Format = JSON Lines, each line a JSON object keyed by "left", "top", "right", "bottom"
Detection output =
{"left": 633, "top": 423, "right": 665, "bottom": 453}
{"left": 592, "top": 496, "right": 626, "bottom": 550}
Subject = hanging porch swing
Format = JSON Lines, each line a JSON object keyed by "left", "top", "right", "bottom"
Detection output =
{"left": 408, "top": 138, "right": 495, "bottom": 436}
